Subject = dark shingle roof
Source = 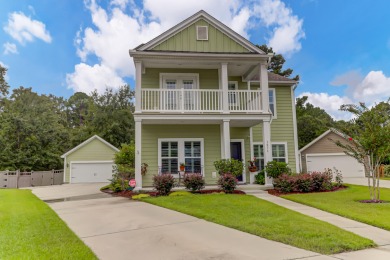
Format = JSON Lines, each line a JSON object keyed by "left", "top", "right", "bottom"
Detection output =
{"left": 250, "top": 72, "right": 296, "bottom": 83}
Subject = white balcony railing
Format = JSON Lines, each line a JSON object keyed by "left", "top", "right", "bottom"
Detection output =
{"left": 141, "top": 88, "right": 263, "bottom": 113}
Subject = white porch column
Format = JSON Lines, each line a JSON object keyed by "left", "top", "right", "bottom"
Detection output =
{"left": 259, "top": 62, "right": 269, "bottom": 112}
{"left": 221, "top": 63, "right": 229, "bottom": 113}
{"left": 263, "top": 119, "right": 272, "bottom": 186}
{"left": 222, "top": 119, "right": 231, "bottom": 159}
{"left": 135, "top": 61, "right": 142, "bottom": 113}
{"left": 134, "top": 118, "right": 142, "bottom": 190}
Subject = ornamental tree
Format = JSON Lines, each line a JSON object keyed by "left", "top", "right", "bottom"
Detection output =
{"left": 332, "top": 101, "right": 390, "bottom": 201}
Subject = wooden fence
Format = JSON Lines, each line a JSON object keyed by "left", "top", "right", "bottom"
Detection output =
{"left": 0, "top": 170, "right": 63, "bottom": 188}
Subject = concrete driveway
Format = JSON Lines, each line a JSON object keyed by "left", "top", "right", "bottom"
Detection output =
{"left": 343, "top": 177, "right": 390, "bottom": 188}
{"left": 30, "top": 183, "right": 331, "bottom": 260}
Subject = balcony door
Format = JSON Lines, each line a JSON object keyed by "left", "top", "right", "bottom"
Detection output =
{"left": 161, "top": 73, "right": 199, "bottom": 111}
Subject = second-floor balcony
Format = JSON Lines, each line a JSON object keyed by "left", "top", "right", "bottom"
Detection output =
{"left": 141, "top": 88, "right": 264, "bottom": 113}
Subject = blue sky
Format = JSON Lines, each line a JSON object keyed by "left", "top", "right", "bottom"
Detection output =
{"left": 1, "top": 0, "right": 390, "bottom": 120}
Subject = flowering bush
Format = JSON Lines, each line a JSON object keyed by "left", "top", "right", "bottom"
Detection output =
{"left": 273, "top": 171, "right": 334, "bottom": 193}
{"left": 153, "top": 174, "right": 176, "bottom": 196}
{"left": 183, "top": 173, "right": 205, "bottom": 192}
{"left": 217, "top": 173, "right": 238, "bottom": 193}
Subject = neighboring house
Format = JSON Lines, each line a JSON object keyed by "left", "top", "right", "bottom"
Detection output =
{"left": 299, "top": 129, "right": 365, "bottom": 178}
{"left": 61, "top": 135, "right": 119, "bottom": 183}
{"left": 129, "top": 10, "right": 299, "bottom": 189}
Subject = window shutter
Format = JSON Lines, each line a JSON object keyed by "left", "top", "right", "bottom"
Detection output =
{"left": 196, "top": 26, "right": 208, "bottom": 40}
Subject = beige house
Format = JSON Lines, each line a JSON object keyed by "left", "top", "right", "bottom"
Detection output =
{"left": 61, "top": 135, "right": 119, "bottom": 183}
{"left": 299, "top": 129, "right": 365, "bottom": 178}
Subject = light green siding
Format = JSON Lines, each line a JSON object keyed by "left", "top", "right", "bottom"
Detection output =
{"left": 64, "top": 138, "right": 117, "bottom": 182}
{"left": 152, "top": 19, "right": 251, "bottom": 53}
{"left": 252, "top": 86, "right": 297, "bottom": 171}
{"left": 143, "top": 68, "right": 219, "bottom": 89}
{"left": 142, "top": 125, "right": 221, "bottom": 186}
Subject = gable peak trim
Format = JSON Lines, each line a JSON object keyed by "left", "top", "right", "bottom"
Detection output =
{"left": 61, "top": 135, "right": 119, "bottom": 158}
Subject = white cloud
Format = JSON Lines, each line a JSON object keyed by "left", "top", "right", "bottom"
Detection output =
{"left": 298, "top": 92, "right": 353, "bottom": 121}
{"left": 66, "top": 63, "right": 126, "bottom": 94}
{"left": 3, "top": 42, "right": 18, "bottom": 55}
{"left": 68, "top": 0, "right": 305, "bottom": 93}
{"left": 301, "top": 70, "right": 390, "bottom": 120}
{"left": 3, "top": 12, "right": 52, "bottom": 44}
{"left": 254, "top": 0, "right": 305, "bottom": 56}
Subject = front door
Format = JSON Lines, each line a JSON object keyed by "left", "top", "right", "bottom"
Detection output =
{"left": 230, "top": 142, "right": 243, "bottom": 182}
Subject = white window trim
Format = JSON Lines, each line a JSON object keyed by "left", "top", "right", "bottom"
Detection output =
{"left": 196, "top": 26, "right": 208, "bottom": 41}
{"left": 269, "top": 88, "right": 277, "bottom": 119}
{"left": 158, "top": 138, "right": 205, "bottom": 176}
{"left": 228, "top": 81, "right": 239, "bottom": 107}
{"left": 253, "top": 142, "right": 288, "bottom": 163}
{"left": 159, "top": 73, "right": 200, "bottom": 89}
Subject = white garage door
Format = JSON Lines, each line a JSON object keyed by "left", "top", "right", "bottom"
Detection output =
{"left": 71, "top": 162, "right": 114, "bottom": 183}
{"left": 306, "top": 154, "right": 364, "bottom": 178}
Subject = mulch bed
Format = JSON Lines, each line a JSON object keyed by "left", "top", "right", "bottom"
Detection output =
{"left": 359, "top": 199, "right": 389, "bottom": 203}
{"left": 101, "top": 188, "right": 245, "bottom": 198}
{"left": 268, "top": 186, "right": 347, "bottom": 196}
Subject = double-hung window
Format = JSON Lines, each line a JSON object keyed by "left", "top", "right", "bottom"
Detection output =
{"left": 253, "top": 143, "right": 287, "bottom": 170}
{"left": 159, "top": 139, "right": 204, "bottom": 175}
{"left": 269, "top": 89, "right": 276, "bottom": 117}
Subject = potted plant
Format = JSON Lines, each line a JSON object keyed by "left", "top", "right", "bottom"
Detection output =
{"left": 179, "top": 162, "right": 186, "bottom": 171}
{"left": 247, "top": 158, "right": 258, "bottom": 172}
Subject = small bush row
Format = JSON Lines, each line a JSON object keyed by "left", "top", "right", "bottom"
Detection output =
{"left": 274, "top": 170, "right": 341, "bottom": 193}
{"left": 152, "top": 172, "right": 238, "bottom": 195}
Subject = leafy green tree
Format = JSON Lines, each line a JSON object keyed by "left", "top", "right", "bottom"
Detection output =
{"left": 296, "top": 96, "right": 335, "bottom": 148}
{"left": 88, "top": 85, "right": 134, "bottom": 147}
{"left": 0, "top": 87, "right": 70, "bottom": 170}
{"left": 333, "top": 101, "right": 390, "bottom": 201}
{"left": 0, "top": 64, "right": 9, "bottom": 98}
{"left": 257, "top": 44, "right": 300, "bottom": 81}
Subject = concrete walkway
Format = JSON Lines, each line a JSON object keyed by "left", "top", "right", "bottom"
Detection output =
{"left": 46, "top": 196, "right": 329, "bottom": 260}
{"left": 250, "top": 190, "right": 390, "bottom": 259}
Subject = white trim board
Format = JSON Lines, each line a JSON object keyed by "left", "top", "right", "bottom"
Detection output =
{"left": 61, "top": 135, "right": 119, "bottom": 158}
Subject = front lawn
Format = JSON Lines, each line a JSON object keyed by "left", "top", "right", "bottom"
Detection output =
{"left": 381, "top": 177, "right": 390, "bottom": 181}
{"left": 143, "top": 194, "right": 374, "bottom": 254}
{"left": 282, "top": 184, "right": 390, "bottom": 231}
{"left": 0, "top": 189, "right": 97, "bottom": 259}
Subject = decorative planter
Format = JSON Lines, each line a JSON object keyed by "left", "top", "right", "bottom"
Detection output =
{"left": 248, "top": 166, "right": 258, "bottom": 172}
{"left": 180, "top": 166, "right": 185, "bottom": 171}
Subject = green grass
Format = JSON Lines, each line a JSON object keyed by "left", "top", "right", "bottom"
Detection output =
{"left": 381, "top": 177, "right": 390, "bottom": 181}
{"left": 143, "top": 194, "right": 374, "bottom": 254}
{"left": 282, "top": 184, "right": 390, "bottom": 231}
{"left": 0, "top": 189, "right": 97, "bottom": 260}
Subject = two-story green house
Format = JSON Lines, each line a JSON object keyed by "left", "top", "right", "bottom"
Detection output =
{"left": 129, "top": 10, "right": 299, "bottom": 189}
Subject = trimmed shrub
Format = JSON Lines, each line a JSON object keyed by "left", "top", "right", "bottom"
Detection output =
{"left": 214, "top": 159, "right": 244, "bottom": 177}
{"left": 264, "top": 161, "right": 291, "bottom": 179}
{"left": 273, "top": 174, "right": 294, "bottom": 193}
{"left": 254, "top": 171, "right": 265, "bottom": 185}
{"left": 295, "top": 174, "right": 313, "bottom": 192}
{"left": 153, "top": 174, "right": 176, "bottom": 196}
{"left": 217, "top": 173, "right": 238, "bottom": 193}
{"left": 183, "top": 173, "right": 205, "bottom": 192}
{"left": 384, "top": 165, "right": 390, "bottom": 177}
{"left": 169, "top": 191, "right": 193, "bottom": 197}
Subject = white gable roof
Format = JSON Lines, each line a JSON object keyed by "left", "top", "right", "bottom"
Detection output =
{"left": 136, "top": 10, "right": 265, "bottom": 54}
{"left": 61, "top": 135, "right": 119, "bottom": 158}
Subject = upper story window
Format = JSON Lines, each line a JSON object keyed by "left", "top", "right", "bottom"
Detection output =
{"left": 228, "top": 81, "right": 238, "bottom": 106}
{"left": 160, "top": 73, "right": 199, "bottom": 90}
{"left": 196, "top": 26, "right": 208, "bottom": 40}
{"left": 269, "top": 88, "right": 276, "bottom": 117}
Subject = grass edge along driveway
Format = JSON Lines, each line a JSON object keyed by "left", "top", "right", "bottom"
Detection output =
{"left": 0, "top": 189, "right": 97, "bottom": 259}
{"left": 143, "top": 194, "right": 374, "bottom": 254}
{"left": 282, "top": 184, "right": 390, "bottom": 231}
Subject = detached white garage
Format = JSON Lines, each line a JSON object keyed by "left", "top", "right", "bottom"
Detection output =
{"left": 61, "top": 135, "right": 119, "bottom": 183}
{"left": 300, "top": 129, "right": 366, "bottom": 178}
